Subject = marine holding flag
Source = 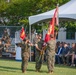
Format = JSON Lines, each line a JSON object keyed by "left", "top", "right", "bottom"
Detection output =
{"left": 18, "top": 27, "right": 33, "bottom": 73}
{"left": 44, "top": 6, "right": 58, "bottom": 74}
{"left": 44, "top": 5, "right": 58, "bottom": 43}
{"left": 35, "top": 34, "right": 44, "bottom": 72}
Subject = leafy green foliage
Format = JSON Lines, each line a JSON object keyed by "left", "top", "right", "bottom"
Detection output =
{"left": 1, "top": 0, "right": 75, "bottom": 32}
{"left": 65, "top": 21, "right": 76, "bottom": 32}
{"left": 59, "top": 21, "right": 76, "bottom": 32}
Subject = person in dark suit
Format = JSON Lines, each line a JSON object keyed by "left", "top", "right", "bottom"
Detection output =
{"left": 55, "top": 43, "right": 64, "bottom": 64}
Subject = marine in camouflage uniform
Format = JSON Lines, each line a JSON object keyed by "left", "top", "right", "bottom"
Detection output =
{"left": 2, "top": 29, "right": 10, "bottom": 43}
{"left": 0, "top": 40, "right": 4, "bottom": 57}
{"left": 35, "top": 34, "right": 44, "bottom": 72}
{"left": 18, "top": 38, "right": 30, "bottom": 73}
{"left": 46, "top": 34, "right": 56, "bottom": 73}
{"left": 2, "top": 29, "right": 11, "bottom": 52}
{"left": 33, "top": 33, "right": 39, "bottom": 61}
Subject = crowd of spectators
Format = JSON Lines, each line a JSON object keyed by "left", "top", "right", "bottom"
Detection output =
{"left": 0, "top": 29, "right": 11, "bottom": 57}
{"left": 55, "top": 41, "right": 76, "bottom": 67}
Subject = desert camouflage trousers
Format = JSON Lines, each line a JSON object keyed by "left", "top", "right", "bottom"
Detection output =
{"left": 35, "top": 53, "right": 44, "bottom": 71}
{"left": 21, "top": 52, "right": 29, "bottom": 72}
{"left": 46, "top": 52, "right": 55, "bottom": 72}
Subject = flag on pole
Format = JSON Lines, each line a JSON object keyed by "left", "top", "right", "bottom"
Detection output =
{"left": 20, "top": 27, "right": 26, "bottom": 40}
{"left": 44, "top": 6, "right": 58, "bottom": 43}
{"left": 55, "top": 4, "right": 59, "bottom": 26}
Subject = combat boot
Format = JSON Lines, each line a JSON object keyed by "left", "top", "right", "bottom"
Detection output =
{"left": 48, "top": 70, "right": 53, "bottom": 74}
{"left": 22, "top": 70, "right": 26, "bottom": 73}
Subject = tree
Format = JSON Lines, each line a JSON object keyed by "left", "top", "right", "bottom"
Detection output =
{"left": 0, "top": 0, "right": 72, "bottom": 32}
{"left": 58, "top": 20, "right": 76, "bottom": 32}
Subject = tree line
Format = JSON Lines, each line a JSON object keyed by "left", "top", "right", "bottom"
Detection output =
{"left": 0, "top": 0, "right": 76, "bottom": 32}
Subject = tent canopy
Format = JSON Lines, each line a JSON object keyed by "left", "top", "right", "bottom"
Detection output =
{"left": 29, "top": 0, "right": 76, "bottom": 25}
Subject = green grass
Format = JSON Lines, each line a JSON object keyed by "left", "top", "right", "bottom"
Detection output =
{"left": 0, "top": 59, "right": 76, "bottom": 75}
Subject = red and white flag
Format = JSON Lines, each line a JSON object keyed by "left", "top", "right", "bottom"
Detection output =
{"left": 44, "top": 6, "right": 58, "bottom": 43}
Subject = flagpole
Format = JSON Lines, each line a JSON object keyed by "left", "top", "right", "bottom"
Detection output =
{"left": 29, "top": 24, "right": 31, "bottom": 62}
{"left": 57, "top": 3, "right": 59, "bottom": 27}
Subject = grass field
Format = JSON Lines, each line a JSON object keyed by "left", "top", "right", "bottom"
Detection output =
{"left": 0, "top": 58, "right": 76, "bottom": 75}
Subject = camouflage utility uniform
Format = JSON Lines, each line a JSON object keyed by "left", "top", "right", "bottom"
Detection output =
{"left": 46, "top": 39, "right": 56, "bottom": 73}
{"left": 35, "top": 39, "right": 44, "bottom": 71}
{"left": 2, "top": 31, "right": 10, "bottom": 43}
{"left": 0, "top": 43, "right": 4, "bottom": 57}
{"left": 20, "top": 41, "right": 30, "bottom": 73}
